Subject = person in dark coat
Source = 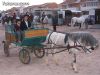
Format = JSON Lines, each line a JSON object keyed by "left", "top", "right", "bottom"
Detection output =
{"left": 41, "top": 12, "right": 46, "bottom": 22}
{"left": 12, "top": 13, "right": 16, "bottom": 20}
{"left": 52, "top": 13, "right": 58, "bottom": 31}
{"left": 20, "top": 15, "right": 31, "bottom": 31}
{"left": 28, "top": 13, "right": 33, "bottom": 23}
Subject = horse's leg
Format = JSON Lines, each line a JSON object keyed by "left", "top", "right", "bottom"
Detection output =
{"left": 69, "top": 47, "right": 78, "bottom": 72}
{"left": 53, "top": 50, "right": 59, "bottom": 65}
{"left": 72, "top": 53, "right": 78, "bottom": 73}
{"left": 45, "top": 43, "right": 59, "bottom": 65}
{"left": 79, "top": 23, "right": 81, "bottom": 29}
{"left": 52, "top": 36, "right": 61, "bottom": 65}
{"left": 85, "top": 22, "right": 88, "bottom": 29}
{"left": 47, "top": 43, "right": 59, "bottom": 65}
{"left": 45, "top": 40, "right": 55, "bottom": 65}
{"left": 45, "top": 48, "right": 49, "bottom": 66}
{"left": 70, "top": 19, "right": 73, "bottom": 27}
{"left": 45, "top": 43, "right": 54, "bottom": 66}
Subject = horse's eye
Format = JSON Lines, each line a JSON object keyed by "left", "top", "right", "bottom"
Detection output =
{"left": 91, "top": 47, "right": 94, "bottom": 50}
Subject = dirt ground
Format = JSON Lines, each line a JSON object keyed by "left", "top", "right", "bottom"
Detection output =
{"left": 0, "top": 25, "right": 100, "bottom": 75}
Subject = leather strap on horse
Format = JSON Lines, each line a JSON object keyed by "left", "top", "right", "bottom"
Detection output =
{"left": 47, "top": 31, "right": 53, "bottom": 44}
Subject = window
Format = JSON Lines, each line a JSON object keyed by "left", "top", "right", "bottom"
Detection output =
{"left": 74, "top": 0, "right": 77, "bottom": 1}
{"left": 62, "top": 5, "right": 67, "bottom": 9}
{"left": 91, "top": 2, "right": 94, "bottom": 6}
{"left": 75, "top": 0, "right": 80, "bottom": 3}
{"left": 68, "top": 4, "right": 73, "bottom": 7}
{"left": 81, "top": 3, "right": 86, "bottom": 7}
{"left": 95, "top": 2, "right": 98, "bottom": 6}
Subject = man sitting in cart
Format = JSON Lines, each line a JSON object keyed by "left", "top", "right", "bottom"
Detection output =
{"left": 20, "top": 15, "right": 31, "bottom": 31}
{"left": 15, "top": 15, "right": 32, "bottom": 42}
{"left": 15, "top": 19, "right": 22, "bottom": 43}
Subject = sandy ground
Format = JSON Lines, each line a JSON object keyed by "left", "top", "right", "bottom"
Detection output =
{"left": 0, "top": 24, "right": 100, "bottom": 75}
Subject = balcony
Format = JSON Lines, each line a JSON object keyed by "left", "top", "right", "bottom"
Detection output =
{"left": 80, "top": 6, "right": 98, "bottom": 11}
{"left": 67, "top": 7, "right": 80, "bottom": 11}
{"left": 80, "top": 1, "right": 100, "bottom": 11}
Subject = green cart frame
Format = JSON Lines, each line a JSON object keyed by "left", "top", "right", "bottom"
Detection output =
{"left": 3, "top": 24, "right": 49, "bottom": 64}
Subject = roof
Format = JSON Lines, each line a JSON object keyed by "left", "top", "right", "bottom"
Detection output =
{"left": 60, "top": 0, "right": 81, "bottom": 4}
{"left": 24, "top": 2, "right": 58, "bottom": 10}
{"left": 40, "top": 2, "right": 58, "bottom": 9}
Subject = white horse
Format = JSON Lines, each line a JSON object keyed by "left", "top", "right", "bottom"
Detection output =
{"left": 71, "top": 15, "right": 88, "bottom": 29}
{"left": 43, "top": 31, "right": 98, "bottom": 72}
{"left": 33, "top": 15, "right": 40, "bottom": 25}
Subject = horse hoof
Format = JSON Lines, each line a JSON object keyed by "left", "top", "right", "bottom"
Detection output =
{"left": 72, "top": 63, "right": 78, "bottom": 73}
{"left": 55, "top": 62, "right": 59, "bottom": 66}
{"left": 73, "top": 67, "right": 78, "bottom": 73}
{"left": 46, "top": 63, "right": 50, "bottom": 66}
{"left": 74, "top": 70, "right": 78, "bottom": 73}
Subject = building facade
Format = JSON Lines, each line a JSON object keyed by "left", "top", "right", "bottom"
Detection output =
{"left": 80, "top": 0, "right": 100, "bottom": 11}
{"left": 60, "top": 0, "right": 81, "bottom": 10}
{"left": 60, "top": 0, "right": 100, "bottom": 24}
{"left": 61, "top": 0, "right": 100, "bottom": 11}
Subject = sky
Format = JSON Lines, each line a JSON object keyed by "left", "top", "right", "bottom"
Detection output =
{"left": 0, "top": 0, "right": 63, "bottom": 11}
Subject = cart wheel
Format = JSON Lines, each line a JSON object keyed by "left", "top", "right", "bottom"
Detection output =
{"left": 3, "top": 41, "right": 9, "bottom": 57}
{"left": 34, "top": 47, "right": 45, "bottom": 58}
{"left": 19, "top": 49, "right": 30, "bottom": 64}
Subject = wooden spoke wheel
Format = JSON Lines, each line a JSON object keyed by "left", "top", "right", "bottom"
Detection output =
{"left": 3, "top": 41, "right": 9, "bottom": 57}
{"left": 34, "top": 47, "right": 45, "bottom": 58}
{"left": 19, "top": 49, "right": 30, "bottom": 64}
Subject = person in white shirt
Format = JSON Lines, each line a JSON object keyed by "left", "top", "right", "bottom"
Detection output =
{"left": 20, "top": 15, "right": 31, "bottom": 31}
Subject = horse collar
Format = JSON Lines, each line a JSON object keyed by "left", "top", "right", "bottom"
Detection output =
{"left": 47, "top": 32, "right": 53, "bottom": 44}
{"left": 64, "top": 33, "right": 70, "bottom": 44}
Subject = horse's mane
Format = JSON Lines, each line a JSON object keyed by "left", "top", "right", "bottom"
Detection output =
{"left": 69, "top": 31, "right": 98, "bottom": 47}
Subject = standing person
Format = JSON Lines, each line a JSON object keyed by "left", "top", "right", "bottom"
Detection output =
{"left": 20, "top": 15, "right": 31, "bottom": 41}
{"left": 20, "top": 15, "right": 31, "bottom": 31}
{"left": 52, "top": 12, "right": 58, "bottom": 31}
{"left": 20, "top": 13, "right": 24, "bottom": 21}
{"left": 41, "top": 12, "right": 45, "bottom": 22}
{"left": 65, "top": 10, "right": 72, "bottom": 26}
{"left": 41, "top": 12, "right": 46, "bottom": 28}
{"left": 4, "top": 14, "right": 9, "bottom": 25}
{"left": 65, "top": 16, "right": 71, "bottom": 26}
{"left": 12, "top": 13, "right": 16, "bottom": 20}
{"left": 28, "top": 13, "right": 33, "bottom": 23}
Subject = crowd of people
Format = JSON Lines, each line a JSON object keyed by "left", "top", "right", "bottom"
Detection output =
{"left": 1, "top": 12, "right": 59, "bottom": 42}
{"left": 1, "top": 11, "right": 95, "bottom": 42}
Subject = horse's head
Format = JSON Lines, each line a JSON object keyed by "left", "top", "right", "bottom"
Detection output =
{"left": 91, "top": 39, "right": 99, "bottom": 50}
